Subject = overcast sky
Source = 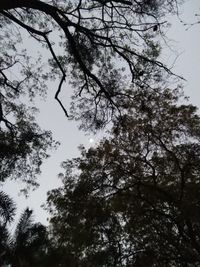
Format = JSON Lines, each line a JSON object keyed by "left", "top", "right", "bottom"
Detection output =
{"left": 3, "top": 0, "right": 200, "bottom": 227}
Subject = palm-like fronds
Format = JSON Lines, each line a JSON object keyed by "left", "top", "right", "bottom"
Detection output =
{"left": 0, "top": 191, "right": 16, "bottom": 225}
{"left": 14, "top": 208, "right": 33, "bottom": 242}
{"left": 0, "top": 191, "right": 15, "bottom": 266}
{"left": 10, "top": 208, "right": 48, "bottom": 266}
{"left": 0, "top": 202, "right": 49, "bottom": 266}
{"left": 0, "top": 197, "right": 49, "bottom": 266}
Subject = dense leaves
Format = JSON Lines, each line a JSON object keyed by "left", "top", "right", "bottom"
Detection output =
{"left": 0, "top": 192, "right": 15, "bottom": 266}
{"left": 0, "top": 203, "right": 50, "bottom": 267}
{"left": 0, "top": 0, "right": 182, "bottom": 130}
{"left": 1, "top": 1, "right": 199, "bottom": 266}
{"left": 0, "top": 0, "right": 184, "bottom": 191}
{"left": 47, "top": 87, "right": 200, "bottom": 266}
{"left": 0, "top": 107, "right": 57, "bottom": 188}
{"left": 9, "top": 208, "right": 48, "bottom": 267}
{"left": 0, "top": 16, "right": 57, "bottom": 188}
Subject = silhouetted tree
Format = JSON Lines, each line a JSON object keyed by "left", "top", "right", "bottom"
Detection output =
{"left": 0, "top": 107, "right": 57, "bottom": 190}
{"left": 0, "top": 197, "right": 57, "bottom": 267}
{"left": 0, "top": 0, "right": 182, "bottom": 130}
{"left": 0, "top": 27, "right": 57, "bottom": 189}
{"left": 0, "top": 191, "right": 15, "bottom": 266}
{"left": 2, "top": 208, "right": 49, "bottom": 267}
{"left": 47, "top": 86, "right": 200, "bottom": 266}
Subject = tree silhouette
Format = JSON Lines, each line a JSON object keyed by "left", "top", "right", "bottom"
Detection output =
{"left": 0, "top": 191, "right": 15, "bottom": 266}
{"left": 47, "top": 87, "right": 200, "bottom": 266}
{"left": 0, "top": 207, "right": 49, "bottom": 267}
{"left": 0, "top": 0, "right": 182, "bottom": 130}
{"left": 0, "top": 107, "right": 58, "bottom": 189}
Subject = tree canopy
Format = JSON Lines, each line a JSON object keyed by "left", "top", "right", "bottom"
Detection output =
{"left": 0, "top": 0, "right": 184, "bottom": 188}
{"left": 0, "top": 0, "right": 182, "bottom": 131}
{"left": 0, "top": 103, "right": 57, "bottom": 189}
{"left": 2, "top": 1, "right": 200, "bottom": 266}
{"left": 47, "top": 87, "right": 200, "bottom": 266}
{"left": 0, "top": 5, "right": 58, "bottom": 188}
{"left": 0, "top": 202, "right": 50, "bottom": 267}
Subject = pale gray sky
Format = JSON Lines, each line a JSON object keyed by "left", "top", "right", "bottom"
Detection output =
{"left": 3, "top": 0, "right": 200, "bottom": 227}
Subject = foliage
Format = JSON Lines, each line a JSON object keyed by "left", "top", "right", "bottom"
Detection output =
{"left": 9, "top": 208, "right": 48, "bottom": 267}
{"left": 47, "top": 87, "right": 200, "bottom": 266}
{"left": 0, "top": 106, "right": 58, "bottom": 189}
{"left": 0, "top": 190, "right": 16, "bottom": 225}
{"left": 0, "top": 19, "right": 58, "bottom": 189}
{"left": 0, "top": 191, "right": 15, "bottom": 266}
{"left": 0, "top": 205, "right": 50, "bottom": 267}
{"left": 2, "top": 1, "right": 199, "bottom": 266}
{"left": 0, "top": 0, "right": 182, "bottom": 130}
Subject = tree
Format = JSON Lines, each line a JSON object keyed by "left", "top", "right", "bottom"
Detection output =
{"left": 0, "top": 16, "right": 57, "bottom": 189}
{"left": 0, "top": 194, "right": 55, "bottom": 267}
{"left": 0, "top": 0, "right": 182, "bottom": 131}
{"left": 0, "top": 104, "right": 58, "bottom": 190}
{"left": 0, "top": 20, "right": 58, "bottom": 189}
{"left": 0, "top": 193, "right": 48, "bottom": 266}
{"left": 46, "top": 86, "right": 200, "bottom": 266}
{"left": 3, "top": 208, "right": 49, "bottom": 267}
{"left": 0, "top": 191, "right": 16, "bottom": 266}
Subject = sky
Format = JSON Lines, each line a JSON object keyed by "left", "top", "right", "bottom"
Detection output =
{"left": 2, "top": 0, "right": 200, "bottom": 228}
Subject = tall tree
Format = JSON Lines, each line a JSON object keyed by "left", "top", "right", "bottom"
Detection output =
{"left": 0, "top": 191, "right": 16, "bottom": 266}
{"left": 4, "top": 208, "right": 49, "bottom": 267}
{"left": 0, "top": 198, "right": 54, "bottom": 267}
{"left": 47, "top": 86, "right": 200, "bottom": 266}
{"left": 0, "top": 16, "right": 58, "bottom": 188}
{"left": 0, "top": 0, "right": 182, "bottom": 130}
{"left": 0, "top": 104, "right": 57, "bottom": 189}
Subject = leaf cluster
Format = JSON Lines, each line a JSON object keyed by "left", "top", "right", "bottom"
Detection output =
{"left": 47, "top": 87, "right": 200, "bottom": 266}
